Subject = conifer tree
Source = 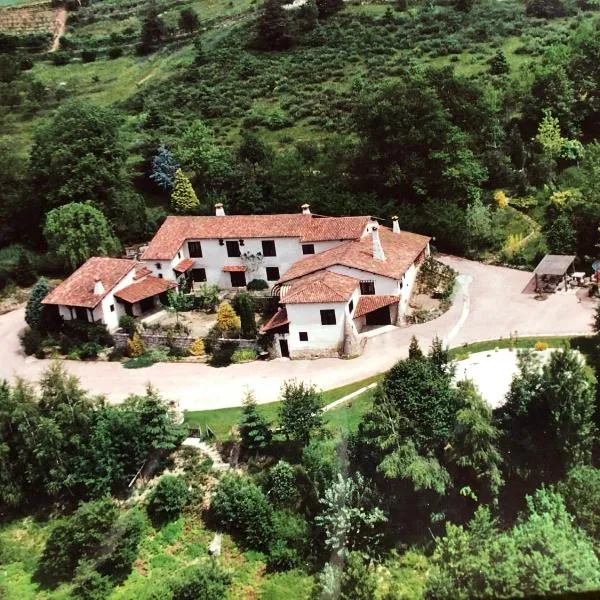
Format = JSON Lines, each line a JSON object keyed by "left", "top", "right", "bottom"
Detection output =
{"left": 233, "top": 292, "right": 257, "bottom": 339}
{"left": 150, "top": 145, "right": 179, "bottom": 192}
{"left": 14, "top": 251, "right": 37, "bottom": 287}
{"left": 171, "top": 169, "right": 200, "bottom": 213}
{"left": 239, "top": 391, "right": 271, "bottom": 450}
{"left": 408, "top": 335, "right": 423, "bottom": 359}
{"left": 216, "top": 302, "right": 241, "bottom": 333}
{"left": 25, "top": 277, "right": 51, "bottom": 329}
{"left": 255, "top": 0, "right": 294, "bottom": 51}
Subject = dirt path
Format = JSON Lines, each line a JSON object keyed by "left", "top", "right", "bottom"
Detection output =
{"left": 49, "top": 6, "right": 66, "bottom": 53}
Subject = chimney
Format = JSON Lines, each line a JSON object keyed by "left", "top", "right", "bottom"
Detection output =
{"left": 215, "top": 203, "right": 225, "bottom": 217}
{"left": 372, "top": 224, "right": 385, "bottom": 261}
{"left": 301, "top": 203, "right": 311, "bottom": 215}
{"left": 93, "top": 277, "right": 105, "bottom": 295}
{"left": 392, "top": 215, "right": 401, "bottom": 234}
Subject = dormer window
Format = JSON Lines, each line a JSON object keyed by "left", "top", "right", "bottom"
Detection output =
{"left": 155, "top": 263, "right": 162, "bottom": 270}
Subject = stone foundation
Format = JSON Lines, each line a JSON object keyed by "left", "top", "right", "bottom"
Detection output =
{"left": 289, "top": 346, "right": 341, "bottom": 360}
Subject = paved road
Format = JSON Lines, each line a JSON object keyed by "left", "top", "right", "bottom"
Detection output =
{"left": 0, "top": 256, "right": 594, "bottom": 410}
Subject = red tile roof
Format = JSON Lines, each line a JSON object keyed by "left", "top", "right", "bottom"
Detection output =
{"left": 141, "top": 215, "right": 370, "bottom": 260}
{"left": 114, "top": 276, "right": 176, "bottom": 304}
{"left": 354, "top": 295, "right": 399, "bottom": 318}
{"left": 280, "top": 270, "right": 358, "bottom": 304}
{"left": 279, "top": 227, "right": 430, "bottom": 283}
{"left": 134, "top": 266, "right": 151, "bottom": 280}
{"left": 261, "top": 307, "right": 290, "bottom": 332}
{"left": 43, "top": 257, "right": 136, "bottom": 309}
{"left": 174, "top": 258, "right": 194, "bottom": 273}
{"left": 222, "top": 265, "right": 246, "bottom": 272}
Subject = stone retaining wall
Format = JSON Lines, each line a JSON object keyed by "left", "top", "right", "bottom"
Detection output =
{"left": 113, "top": 331, "right": 194, "bottom": 350}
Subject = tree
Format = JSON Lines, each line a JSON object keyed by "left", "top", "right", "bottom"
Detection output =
{"left": 13, "top": 250, "right": 37, "bottom": 287}
{"left": 278, "top": 380, "right": 323, "bottom": 446}
{"left": 268, "top": 460, "right": 297, "bottom": 506}
{"left": 497, "top": 348, "right": 597, "bottom": 483}
{"left": 139, "top": 0, "right": 166, "bottom": 54}
{"left": 558, "top": 466, "right": 600, "bottom": 542}
{"left": 408, "top": 335, "right": 423, "bottom": 359}
{"left": 170, "top": 563, "right": 231, "bottom": 600}
{"left": 147, "top": 475, "right": 190, "bottom": 523}
{"left": 216, "top": 301, "right": 241, "bottom": 333}
{"left": 178, "top": 7, "right": 199, "bottom": 34}
{"left": 239, "top": 391, "right": 272, "bottom": 450}
{"left": 233, "top": 292, "right": 257, "bottom": 338}
{"left": 254, "top": 0, "right": 294, "bottom": 51}
{"left": 316, "top": 473, "right": 387, "bottom": 559}
{"left": 465, "top": 198, "right": 492, "bottom": 253}
{"left": 544, "top": 211, "right": 577, "bottom": 253}
{"left": 171, "top": 169, "right": 200, "bottom": 214}
{"left": 150, "top": 145, "right": 179, "bottom": 192}
{"left": 489, "top": 50, "right": 509, "bottom": 75}
{"left": 210, "top": 472, "right": 274, "bottom": 550}
{"left": 44, "top": 203, "right": 120, "bottom": 270}
{"left": 427, "top": 490, "right": 600, "bottom": 599}
{"left": 127, "top": 332, "right": 145, "bottom": 357}
{"left": 316, "top": 0, "right": 344, "bottom": 18}
{"left": 25, "top": 277, "right": 51, "bottom": 329}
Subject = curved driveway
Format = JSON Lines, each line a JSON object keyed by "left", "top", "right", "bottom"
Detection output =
{"left": 0, "top": 256, "right": 594, "bottom": 410}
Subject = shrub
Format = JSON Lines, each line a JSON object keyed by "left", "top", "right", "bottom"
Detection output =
{"left": 170, "top": 563, "right": 231, "bottom": 600}
{"left": 79, "top": 341, "right": 100, "bottom": 359}
{"left": 80, "top": 49, "right": 97, "bottom": 63}
{"left": 193, "top": 283, "right": 220, "bottom": 311}
{"left": 233, "top": 292, "right": 257, "bottom": 339}
{"left": 119, "top": 315, "right": 136, "bottom": 336}
{"left": 534, "top": 341, "right": 548, "bottom": 351}
{"left": 231, "top": 348, "right": 257, "bottom": 363}
{"left": 210, "top": 472, "right": 274, "bottom": 550}
{"left": 13, "top": 251, "right": 37, "bottom": 287}
{"left": 267, "top": 510, "right": 309, "bottom": 572}
{"left": 72, "top": 561, "right": 114, "bottom": 600}
{"left": 25, "top": 278, "right": 52, "bottom": 330}
{"left": 247, "top": 279, "right": 269, "bottom": 291}
{"left": 209, "top": 341, "right": 237, "bottom": 367}
{"left": 216, "top": 302, "right": 241, "bottom": 333}
{"left": 268, "top": 461, "right": 297, "bottom": 507}
{"left": 148, "top": 475, "right": 190, "bottom": 524}
{"left": 52, "top": 51, "right": 70, "bottom": 66}
{"left": 20, "top": 327, "right": 43, "bottom": 356}
{"left": 189, "top": 338, "right": 205, "bottom": 356}
{"left": 127, "top": 332, "right": 145, "bottom": 357}
{"left": 108, "top": 47, "right": 123, "bottom": 59}
{"left": 558, "top": 466, "right": 600, "bottom": 542}
{"left": 123, "top": 347, "right": 169, "bottom": 369}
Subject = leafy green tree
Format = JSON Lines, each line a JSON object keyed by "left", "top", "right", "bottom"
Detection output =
{"left": 465, "top": 198, "right": 493, "bottom": 253}
{"left": 25, "top": 278, "right": 51, "bottom": 329}
{"left": 171, "top": 169, "right": 200, "bottom": 213}
{"left": 72, "top": 561, "right": 114, "bottom": 600}
{"left": 544, "top": 211, "right": 577, "bottom": 253}
{"left": 254, "top": 0, "right": 294, "bottom": 51}
{"left": 139, "top": 0, "right": 166, "bottom": 54}
{"left": 147, "top": 475, "right": 190, "bottom": 523}
{"left": 497, "top": 348, "right": 596, "bottom": 483}
{"left": 210, "top": 472, "right": 274, "bottom": 550}
{"left": 427, "top": 489, "right": 600, "bottom": 599}
{"left": 233, "top": 291, "right": 257, "bottom": 338}
{"left": 268, "top": 509, "right": 309, "bottom": 571}
{"left": 179, "top": 7, "right": 199, "bottom": 33}
{"left": 150, "top": 145, "right": 179, "bottom": 192}
{"left": 239, "top": 391, "right": 272, "bottom": 450}
{"left": 170, "top": 563, "right": 231, "bottom": 600}
{"left": 278, "top": 380, "right": 323, "bottom": 446}
{"left": 316, "top": 472, "right": 387, "bottom": 559}
{"left": 44, "top": 203, "right": 120, "bottom": 269}
{"left": 558, "top": 466, "right": 600, "bottom": 542}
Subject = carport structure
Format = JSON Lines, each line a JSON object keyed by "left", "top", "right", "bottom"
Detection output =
{"left": 533, "top": 254, "right": 576, "bottom": 293}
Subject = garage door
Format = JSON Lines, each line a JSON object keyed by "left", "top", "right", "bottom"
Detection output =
{"left": 365, "top": 306, "right": 391, "bottom": 326}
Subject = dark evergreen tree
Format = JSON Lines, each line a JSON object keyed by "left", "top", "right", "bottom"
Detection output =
{"left": 25, "top": 277, "right": 51, "bottom": 329}
{"left": 254, "top": 0, "right": 294, "bottom": 51}
{"left": 139, "top": 0, "right": 166, "bottom": 54}
{"left": 13, "top": 251, "right": 36, "bottom": 287}
{"left": 316, "top": 0, "right": 344, "bottom": 18}
{"left": 233, "top": 292, "right": 257, "bottom": 338}
{"left": 489, "top": 50, "right": 509, "bottom": 75}
{"left": 178, "top": 7, "right": 199, "bottom": 34}
{"left": 150, "top": 145, "right": 180, "bottom": 192}
{"left": 408, "top": 335, "right": 423, "bottom": 359}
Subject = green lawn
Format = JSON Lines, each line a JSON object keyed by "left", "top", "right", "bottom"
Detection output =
{"left": 184, "top": 373, "right": 381, "bottom": 439}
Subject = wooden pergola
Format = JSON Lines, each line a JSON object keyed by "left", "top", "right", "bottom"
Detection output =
{"left": 533, "top": 254, "right": 576, "bottom": 293}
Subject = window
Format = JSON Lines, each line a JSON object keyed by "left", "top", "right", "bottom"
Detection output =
{"left": 192, "top": 268, "right": 206, "bottom": 282}
{"left": 360, "top": 280, "right": 375, "bottom": 295}
{"left": 348, "top": 299, "right": 354, "bottom": 314}
{"left": 188, "top": 241, "right": 203, "bottom": 258}
{"left": 155, "top": 262, "right": 162, "bottom": 270}
{"left": 178, "top": 252, "right": 181, "bottom": 259}
{"left": 158, "top": 273, "right": 163, "bottom": 279}
{"left": 266, "top": 266, "right": 280, "bottom": 281}
{"left": 320, "top": 309, "right": 336, "bottom": 325}
{"left": 299, "top": 331, "right": 308, "bottom": 341}
{"left": 226, "top": 240, "right": 241, "bottom": 257}
{"left": 262, "top": 240, "right": 276, "bottom": 257}
{"left": 110, "top": 304, "right": 115, "bottom": 312}
{"left": 302, "top": 244, "right": 315, "bottom": 255}
{"left": 230, "top": 271, "right": 246, "bottom": 287}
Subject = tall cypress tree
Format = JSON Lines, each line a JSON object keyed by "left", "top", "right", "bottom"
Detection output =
{"left": 171, "top": 169, "right": 200, "bottom": 213}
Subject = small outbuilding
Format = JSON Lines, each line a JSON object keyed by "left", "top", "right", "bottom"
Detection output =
{"left": 533, "top": 254, "right": 576, "bottom": 293}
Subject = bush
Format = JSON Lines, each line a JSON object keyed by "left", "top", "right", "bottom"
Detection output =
{"left": 52, "top": 51, "right": 71, "bottom": 66}
{"left": 193, "top": 283, "right": 220, "bottom": 311}
{"left": 20, "top": 327, "right": 43, "bottom": 356}
{"left": 209, "top": 341, "right": 237, "bottom": 367}
{"left": 534, "top": 341, "right": 548, "bottom": 351}
{"left": 558, "top": 466, "right": 600, "bottom": 542}
{"left": 170, "top": 563, "right": 231, "bottom": 600}
{"left": 148, "top": 475, "right": 190, "bottom": 524}
{"left": 108, "top": 46, "right": 123, "bottom": 59}
{"left": 72, "top": 561, "right": 114, "bottom": 600}
{"left": 79, "top": 341, "right": 100, "bottom": 359}
{"left": 127, "top": 332, "right": 145, "bottom": 357}
{"left": 189, "top": 338, "right": 205, "bottom": 356}
{"left": 247, "top": 279, "right": 269, "bottom": 291}
{"left": 268, "top": 461, "right": 297, "bottom": 506}
{"left": 210, "top": 472, "right": 274, "bottom": 550}
{"left": 123, "top": 347, "right": 169, "bottom": 369}
{"left": 231, "top": 348, "right": 257, "bottom": 363}
{"left": 119, "top": 315, "right": 136, "bottom": 336}
{"left": 216, "top": 302, "right": 241, "bottom": 333}
{"left": 267, "top": 510, "right": 309, "bottom": 571}
{"left": 80, "top": 49, "right": 97, "bottom": 63}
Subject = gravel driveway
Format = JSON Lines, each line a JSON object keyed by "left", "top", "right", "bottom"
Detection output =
{"left": 0, "top": 256, "right": 594, "bottom": 410}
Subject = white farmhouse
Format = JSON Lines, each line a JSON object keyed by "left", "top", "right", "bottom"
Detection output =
{"left": 42, "top": 257, "right": 176, "bottom": 332}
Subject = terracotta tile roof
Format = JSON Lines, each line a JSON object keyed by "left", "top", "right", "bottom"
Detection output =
{"left": 141, "top": 214, "right": 370, "bottom": 260}
{"left": 279, "top": 227, "right": 430, "bottom": 283}
{"left": 43, "top": 257, "right": 136, "bottom": 309}
{"left": 222, "top": 265, "right": 246, "bottom": 272}
{"left": 134, "top": 266, "right": 151, "bottom": 280}
{"left": 174, "top": 258, "right": 194, "bottom": 273}
{"left": 281, "top": 270, "right": 358, "bottom": 304}
{"left": 261, "top": 307, "right": 289, "bottom": 332}
{"left": 114, "top": 276, "right": 176, "bottom": 304}
{"left": 354, "top": 295, "right": 399, "bottom": 318}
